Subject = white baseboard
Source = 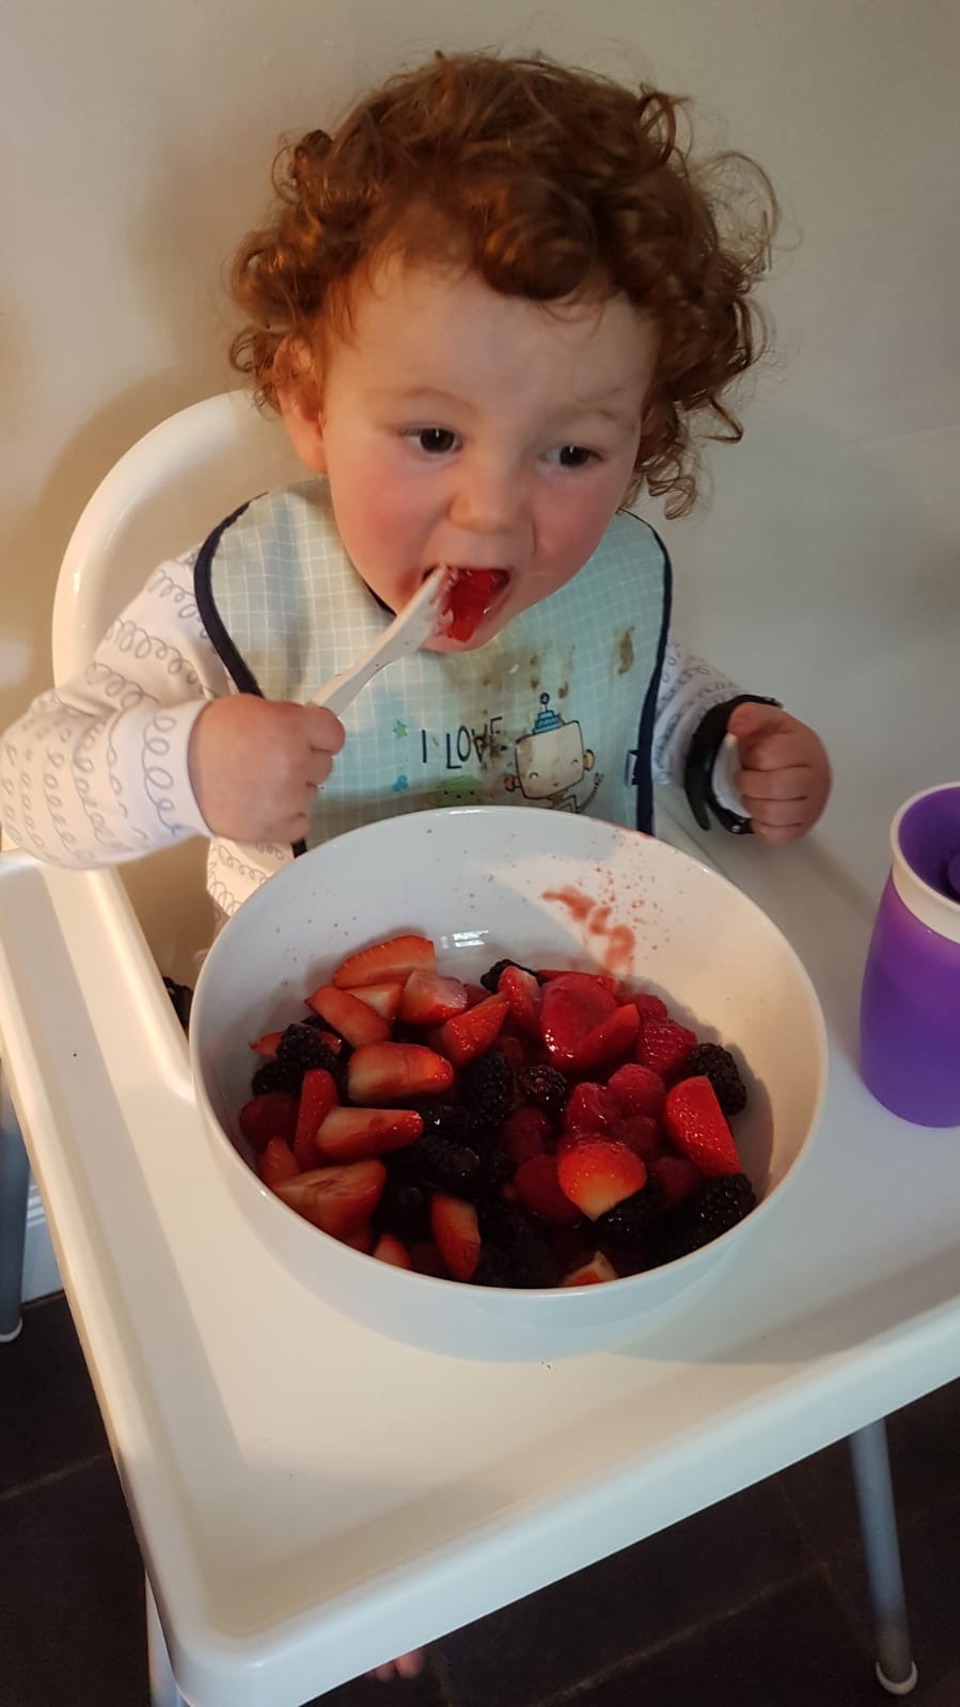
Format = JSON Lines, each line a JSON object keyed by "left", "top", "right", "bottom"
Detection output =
{"left": 23, "top": 1183, "right": 61, "bottom": 1302}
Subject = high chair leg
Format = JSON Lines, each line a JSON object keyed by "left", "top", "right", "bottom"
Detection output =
{"left": 0, "top": 1066, "right": 29, "bottom": 1341}
{"left": 147, "top": 1576, "right": 188, "bottom": 1707}
{"left": 848, "top": 1419, "right": 918, "bottom": 1695}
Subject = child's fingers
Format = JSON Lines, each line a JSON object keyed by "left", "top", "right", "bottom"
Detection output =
{"left": 736, "top": 764, "right": 813, "bottom": 804}
{"left": 303, "top": 704, "right": 345, "bottom": 755}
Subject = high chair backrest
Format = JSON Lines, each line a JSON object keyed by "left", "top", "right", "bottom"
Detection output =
{"left": 54, "top": 391, "right": 301, "bottom": 678}
{"left": 52, "top": 392, "right": 301, "bottom": 980}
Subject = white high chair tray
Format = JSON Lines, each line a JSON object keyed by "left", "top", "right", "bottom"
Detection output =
{"left": 2, "top": 808, "right": 959, "bottom": 1707}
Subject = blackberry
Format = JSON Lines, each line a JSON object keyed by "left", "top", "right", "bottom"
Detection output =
{"left": 459, "top": 1051, "right": 514, "bottom": 1125}
{"left": 272, "top": 1022, "right": 347, "bottom": 1096}
{"left": 479, "top": 957, "right": 540, "bottom": 993}
{"left": 412, "top": 1102, "right": 480, "bottom": 1146}
{"left": 470, "top": 1132, "right": 515, "bottom": 1196}
{"left": 251, "top": 1058, "right": 303, "bottom": 1097}
{"left": 477, "top": 1203, "right": 558, "bottom": 1289}
{"left": 372, "top": 1174, "right": 431, "bottom": 1243}
{"left": 667, "top": 1173, "right": 757, "bottom": 1260}
{"left": 594, "top": 1178, "right": 666, "bottom": 1253}
{"left": 401, "top": 1132, "right": 484, "bottom": 1199}
{"left": 680, "top": 1044, "right": 747, "bottom": 1116}
{"left": 517, "top": 1065, "right": 568, "bottom": 1115}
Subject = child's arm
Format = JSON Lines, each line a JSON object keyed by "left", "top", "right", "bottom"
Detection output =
{"left": 653, "top": 639, "right": 830, "bottom": 844}
{"left": 0, "top": 557, "right": 343, "bottom": 867}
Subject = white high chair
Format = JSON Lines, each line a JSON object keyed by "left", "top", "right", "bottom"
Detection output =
{"left": 0, "top": 395, "right": 922, "bottom": 1702}
{"left": 0, "top": 391, "right": 300, "bottom": 1342}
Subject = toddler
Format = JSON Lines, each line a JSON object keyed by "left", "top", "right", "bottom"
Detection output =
{"left": 1, "top": 50, "right": 829, "bottom": 913}
{"left": 1, "top": 55, "right": 830, "bottom": 1680}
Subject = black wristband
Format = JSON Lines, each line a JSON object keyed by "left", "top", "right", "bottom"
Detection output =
{"left": 683, "top": 694, "right": 781, "bottom": 835}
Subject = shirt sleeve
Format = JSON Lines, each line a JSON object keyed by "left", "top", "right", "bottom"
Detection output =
{"left": 652, "top": 635, "right": 745, "bottom": 810}
{"left": 0, "top": 554, "right": 229, "bottom": 868}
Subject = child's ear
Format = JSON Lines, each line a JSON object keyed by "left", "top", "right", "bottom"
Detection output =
{"left": 275, "top": 337, "right": 328, "bottom": 474}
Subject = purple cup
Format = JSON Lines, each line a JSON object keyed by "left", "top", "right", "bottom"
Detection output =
{"left": 859, "top": 783, "right": 960, "bottom": 1126}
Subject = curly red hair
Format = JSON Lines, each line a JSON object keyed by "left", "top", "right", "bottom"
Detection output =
{"left": 229, "top": 52, "right": 778, "bottom": 515}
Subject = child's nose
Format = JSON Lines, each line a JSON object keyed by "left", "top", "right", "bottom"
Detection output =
{"left": 448, "top": 458, "right": 526, "bottom": 536}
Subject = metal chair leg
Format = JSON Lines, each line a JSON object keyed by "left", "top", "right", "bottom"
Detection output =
{"left": 147, "top": 1575, "right": 188, "bottom": 1707}
{"left": 0, "top": 1066, "right": 29, "bottom": 1342}
{"left": 848, "top": 1419, "right": 918, "bottom": 1696}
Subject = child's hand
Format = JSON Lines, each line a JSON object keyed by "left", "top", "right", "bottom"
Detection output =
{"left": 188, "top": 695, "right": 344, "bottom": 844}
{"left": 725, "top": 702, "right": 831, "bottom": 845}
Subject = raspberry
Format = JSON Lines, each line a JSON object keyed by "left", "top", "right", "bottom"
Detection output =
{"left": 680, "top": 1045, "right": 747, "bottom": 1116}
{"left": 516, "top": 1065, "right": 568, "bottom": 1114}
{"left": 459, "top": 1050, "right": 514, "bottom": 1124}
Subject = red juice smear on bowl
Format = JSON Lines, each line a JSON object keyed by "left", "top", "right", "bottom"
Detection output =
{"left": 542, "top": 886, "right": 636, "bottom": 976}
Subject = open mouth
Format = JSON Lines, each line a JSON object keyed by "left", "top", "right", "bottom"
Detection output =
{"left": 437, "top": 567, "right": 511, "bottom": 642}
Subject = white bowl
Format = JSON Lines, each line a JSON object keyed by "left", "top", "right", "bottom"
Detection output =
{"left": 190, "top": 807, "right": 827, "bottom": 1360}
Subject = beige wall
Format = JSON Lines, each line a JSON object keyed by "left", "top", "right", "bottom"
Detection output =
{"left": 3, "top": 0, "right": 958, "bottom": 885}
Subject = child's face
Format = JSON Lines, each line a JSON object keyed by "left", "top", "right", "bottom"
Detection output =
{"left": 282, "top": 258, "right": 657, "bottom": 650}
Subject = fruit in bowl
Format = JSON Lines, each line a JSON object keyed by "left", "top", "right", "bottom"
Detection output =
{"left": 190, "top": 807, "right": 827, "bottom": 1360}
{"left": 240, "top": 938, "right": 760, "bottom": 1289}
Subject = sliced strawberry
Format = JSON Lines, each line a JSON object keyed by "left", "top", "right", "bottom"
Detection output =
{"left": 346, "top": 1041, "right": 454, "bottom": 1104}
{"left": 316, "top": 1106, "right": 423, "bottom": 1162}
{"left": 573, "top": 1004, "right": 641, "bottom": 1072}
{"left": 441, "top": 568, "right": 507, "bottom": 642}
{"left": 331, "top": 933, "right": 436, "bottom": 990}
{"left": 635, "top": 1017, "right": 697, "bottom": 1080}
{"left": 349, "top": 981, "right": 404, "bottom": 1022}
{"left": 497, "top": 965, "right": 542, "bottom": 1036}
{"left": 501, "top": 1105, "right": 553, "bottom": 1167}
{"left": 630, "top": 992, "right": 669, "bottom": 1024}
{"left": 618, "top": 1114, "right": 662, "bottom": 1162}
{"left": 431, "top": 1194, "right": 481, "bottom": 1280}
{"left": 257, "top": 1137, "right": 299, "bottom": 1187}
{"left": 250, "top": 1029, "right": 283, "bottom": 1059}
{"left": 606, "top": 1063, "right": 666, "bottom": 1120}
{"left": 562, "top": 1081, "right": 623, "bottom": 1137}
{"left": 561, "top": 1251, "right": 619, "bottom": 1287}
{"left": 372, "top": 1233, "right": 414, "bottom": 1269}
{"left": 341, "top": 1222, "right": 375, "bottom": 1254}
{"left": 273, "top": 1158, "right": 385, "bottom": 1238}
{"left": 556, "top": 1137, "right": 648, "bottom": 1220}
{"left": 306, "top": 984, "right": 391, "bottom": 1047}
{"left": 398, "top": 969, "right": 470, "bottom": 1026}
{"left": 437, "top": 993, "right": 509, "bottom": 1067}
{"left": 662, "top": 1077, "right": 742, "bottom": 1177}
{"left": 293, "top": 1067, "right": 338, "bottom": 1170}
{"left": 540, "top": 972, "right": 617, "bottom": 1069}
{"left": 464, "top": 982, "right": 489, "bottom": 1007}
{"left": 540, "top": 973, "right": 638, "bottom": 1071}
{"left": 514, "top": 1154, "right": 582, "bottom": 1225}
{"left": 649, "top": 1153, "right": 703, "bottom": 1210}
{"left": 409, "top": 1241, "right": 446, "bottom": 1278}
{"left": 239, "top": 1091, "right": 298, "bottom": 1153}
{"left": 539, "top": 969, "right": 621, "bottom": 998}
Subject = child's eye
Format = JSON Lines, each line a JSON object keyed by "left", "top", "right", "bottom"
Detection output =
{"left": 551, "top": 445, "right": 597, "bottom": 469}
{"left": 406, "top": 427, "right": 459, "bottom": 455}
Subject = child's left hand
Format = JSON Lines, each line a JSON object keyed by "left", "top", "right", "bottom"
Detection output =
{"left": 725, "top": 701, "right": 831, "bottom": 845}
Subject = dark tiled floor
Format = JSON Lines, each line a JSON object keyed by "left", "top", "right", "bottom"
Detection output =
{"left": 3, "top": 1296, "right": 960, "bottom": 1707}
